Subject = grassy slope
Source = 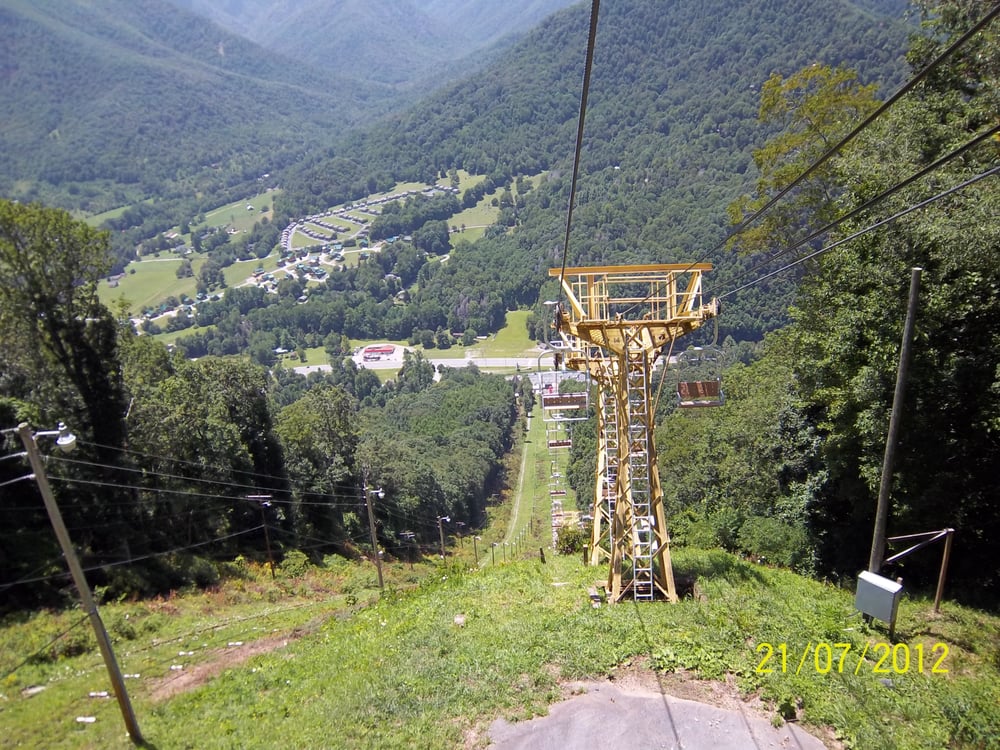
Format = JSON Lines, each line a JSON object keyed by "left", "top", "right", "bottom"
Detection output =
{"left": 2, "top": 405, "right": 997, "bottom": 749}
{"left": 3, "top": 553, "right": 997, "bottom": 749}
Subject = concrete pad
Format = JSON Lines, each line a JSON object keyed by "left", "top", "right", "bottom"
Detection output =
{"left": 489, "top": 681, "right": 827, "bottom": 750}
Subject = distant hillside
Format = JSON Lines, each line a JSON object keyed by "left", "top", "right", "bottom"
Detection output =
{"left": 276, "top": 0, "right": 911, "bottom": 341}
{"left": 0, "top": 0, "right": 398, "bottom": 212}
{"left": 169, "top": 0, "right": 579, "bottom": 87}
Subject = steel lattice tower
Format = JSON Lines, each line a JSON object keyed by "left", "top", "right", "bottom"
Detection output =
{"left": 549, "top": 264, "right": 717, "bottom": 602}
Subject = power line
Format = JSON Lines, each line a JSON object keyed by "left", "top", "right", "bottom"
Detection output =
{"left": 708, "top": 123, "right": 1000, "bottom": 297}
{"left": 45, "top": 468, "right": 361, "bottom": 509}
{"left": 1, "top": 613, "right": 90, "bottom": 681}
{"left": 557, "top": 0, "right": 601, "bottom": 294}
{"left": 719, "top": 166, "right": 999, "bottom": 301}
{"left": 708, "top": 2, "right": 1000, "bottom": 261}
{"left": 0, "top": 555, "right": 73, "bottom": 595}
{"left": 617, "top": 4, "right": 999, "bottom": 318}
{"left": 0, "top": 525, "right": 267, "bottom": 589}
{"left": 73, "top": 439, "right": 363, "bottom": 502}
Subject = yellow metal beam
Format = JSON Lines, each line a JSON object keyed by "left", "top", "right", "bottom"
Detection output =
{"left": 550, "top": 264, "right": 717, "bottom": 603}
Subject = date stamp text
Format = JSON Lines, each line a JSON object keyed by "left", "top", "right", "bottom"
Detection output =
{"left": 755, "top": 641, "right": 949, "bottom": 676}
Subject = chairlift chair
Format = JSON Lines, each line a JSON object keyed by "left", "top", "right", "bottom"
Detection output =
{"left": 675, "top": 346, "right": 725, "bottom": 408}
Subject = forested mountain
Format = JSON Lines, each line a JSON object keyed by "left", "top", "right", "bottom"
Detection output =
{"left": 277, "top": 0, "right": 911, "bottom": 343}
{"left": 162, "top": 0, "right": 912, "bottom": 363}
{"left": 169, "top": 0, "right": 579, "bottom": 88}
{"left": 0, "top": 0, "right": 398, "bottom": 213}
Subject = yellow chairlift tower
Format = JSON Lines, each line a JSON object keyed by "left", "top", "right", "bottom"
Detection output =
{"left": 538, "top": 368, "right": 589, "bottom": 547}
{"left": 549, "top": 264, "right": 718, "bottom": 602}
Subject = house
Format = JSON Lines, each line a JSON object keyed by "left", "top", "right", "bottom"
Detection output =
{"left": 362, "top": 344, "right": 395, "bottom": 361}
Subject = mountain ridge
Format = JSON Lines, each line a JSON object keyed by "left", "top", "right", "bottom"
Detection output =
{"left": 169, "top": 0, "right": 580, "bottom": 86}
{"left": 0, "top": 0, "right": 396, "bottom": 211}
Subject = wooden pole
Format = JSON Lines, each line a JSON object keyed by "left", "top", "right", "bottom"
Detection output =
{"left": 247, "top": 495, "right": 275, "bottom": 578}
{"left": 19, "top": 424, "right": 143, "bottom": 745}
{"left": 363, "top": 473, "right": 384, "bottom": 589}
{"left": 933, "top": 529, "right": 955, "bottom": 613}
{"left": 869, "top": 267, "right": 922, "bottom": 573}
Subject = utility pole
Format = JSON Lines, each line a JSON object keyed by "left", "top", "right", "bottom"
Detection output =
{"left": 363, "top": 474, "right": 385, "bottom": 589}
{"left": 247, "top": 495, "right": 274, "bottom": 578}
{"left": 437, "top": 515, "right": 450, "bottom": 558}
{"left": 869, "top": 268, "right": 922, "bottom": 573}
{"left": 18, "top": 424, "right": 143, "bottom": 745}
{"left": 400, "top": 531, "right": 416, "bottom": 570}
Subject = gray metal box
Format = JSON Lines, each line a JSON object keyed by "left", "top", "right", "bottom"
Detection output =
{"left": 855, "top": 571, "right": 903, "bottom": 624}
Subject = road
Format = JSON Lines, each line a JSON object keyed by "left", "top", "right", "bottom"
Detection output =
{"left": 292, "top": 346, "right": 593, "bottom": 384}
{"left": 293, "top": 347, "right": 557, "bottom": 376}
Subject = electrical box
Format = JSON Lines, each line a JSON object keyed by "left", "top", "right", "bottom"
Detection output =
{"left": 855, "top": 571, "right": 903, "bottom": 624}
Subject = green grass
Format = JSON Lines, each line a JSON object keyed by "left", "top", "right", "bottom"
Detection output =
{"left": 98, "top": 255, "right": 203, "bottom": 312}
{"left": 4, "top": 548, "right": 997, "bottom": 749}
{"left": 85, "top": 199, "right": 153, "bottom": 227}
{"left": 152, "top": 324, "right": 217, "bottom": 346}
{"left": 2, "top": 413, "right": 998, "bottom": 749}
{"left": 469, "top": 310, "right": 536, "bottom": 357}
{"left": 194, "top": 190, "right": 279, "bottom": 236}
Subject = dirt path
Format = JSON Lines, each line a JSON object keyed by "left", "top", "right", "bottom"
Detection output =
{"left": 147, "top": 634, "right": 294, "bottom": 702}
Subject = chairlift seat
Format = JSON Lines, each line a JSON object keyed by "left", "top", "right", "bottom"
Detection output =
{"left": 542, "top": 393, "right": 588, "bottom": 410}
{"left": 677, "top": 379, "right": 724, "bottom": 407}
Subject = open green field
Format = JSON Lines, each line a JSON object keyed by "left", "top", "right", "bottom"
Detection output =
{"left": 84, "top": 200, "right": 153, "bottom": 228}
{"left": 151, "top": 323, "right": 217, "bottom": 346}
{"left": 194, "top": 189, "right": 279, "bottom": 235}
{"left": 471, "top": 310, "right": 535, "bottom": 356}
{"left": 449, "top": 172, "right": 544, "bottom": 244}
{"left": 347, "top": 310, "right": 536, "bottom": 365}
{"left": 98, "top": 256, "right": 203, "bottom": 312}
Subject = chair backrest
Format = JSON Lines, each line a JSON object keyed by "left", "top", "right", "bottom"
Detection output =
{"left": 677, "top": 379, "right": 723, "bottom": 406}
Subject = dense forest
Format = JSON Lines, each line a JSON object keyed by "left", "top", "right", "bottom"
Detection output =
{"left": 132, "top": 0, "right": 916, "bottom": 359}
{"left": 0, "top": 0, "right": 398, "bottom": 213}
{"left": 566, "top": 0, "right": 998, "bottom": 603}
{"left": 1, "top": 0, "right": 998, "bottom": 613}
{"left": 0, "top": 207, "right": 523, "bottom": 608}
{"left": 271, "top": 0, "right": 912, "bottom": 345}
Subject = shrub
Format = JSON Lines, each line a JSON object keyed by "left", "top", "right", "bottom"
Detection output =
{"left": 670, "top": 509, "right": 718, "bottom": 549}
{"left": 556, "top": 525, "right": 587, "bottom": 555}
{"left": 736, "top": 516, "right": 809, "bottom": 569}
{"left": 279, "top": 549, "right": 311, "bottom": 578}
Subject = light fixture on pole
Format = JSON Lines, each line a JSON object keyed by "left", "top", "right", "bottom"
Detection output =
{"left": 17, "top": 423, "right": 143, "bottom": 745}
{"left": 362, "top": 474, "right": 385, "bottom": 589}
{"left": 437, "top": 515, "right": 450, "bottom": 559}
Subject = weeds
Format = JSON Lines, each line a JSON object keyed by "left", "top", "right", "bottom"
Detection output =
{"left": 2, "top": 548, "right": 998, "bottom": 748}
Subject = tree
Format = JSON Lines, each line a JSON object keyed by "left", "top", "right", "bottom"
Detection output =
{"left": 0, "top": 200, "right": 127, "bottom": 453}
{"left": 773, "top": 7, "right": 999, "bottom": 597}
{"left": 277, "top": 385, "right": 358, "bottom": 547}
{"left": 397, "top": 350, "right": 436, "bottom": 393}
{"left": 413, "top": 220, "right": 451, "bottom": 255}
{"left": 726, "top": 65, "right": 879, "bottom": 257}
